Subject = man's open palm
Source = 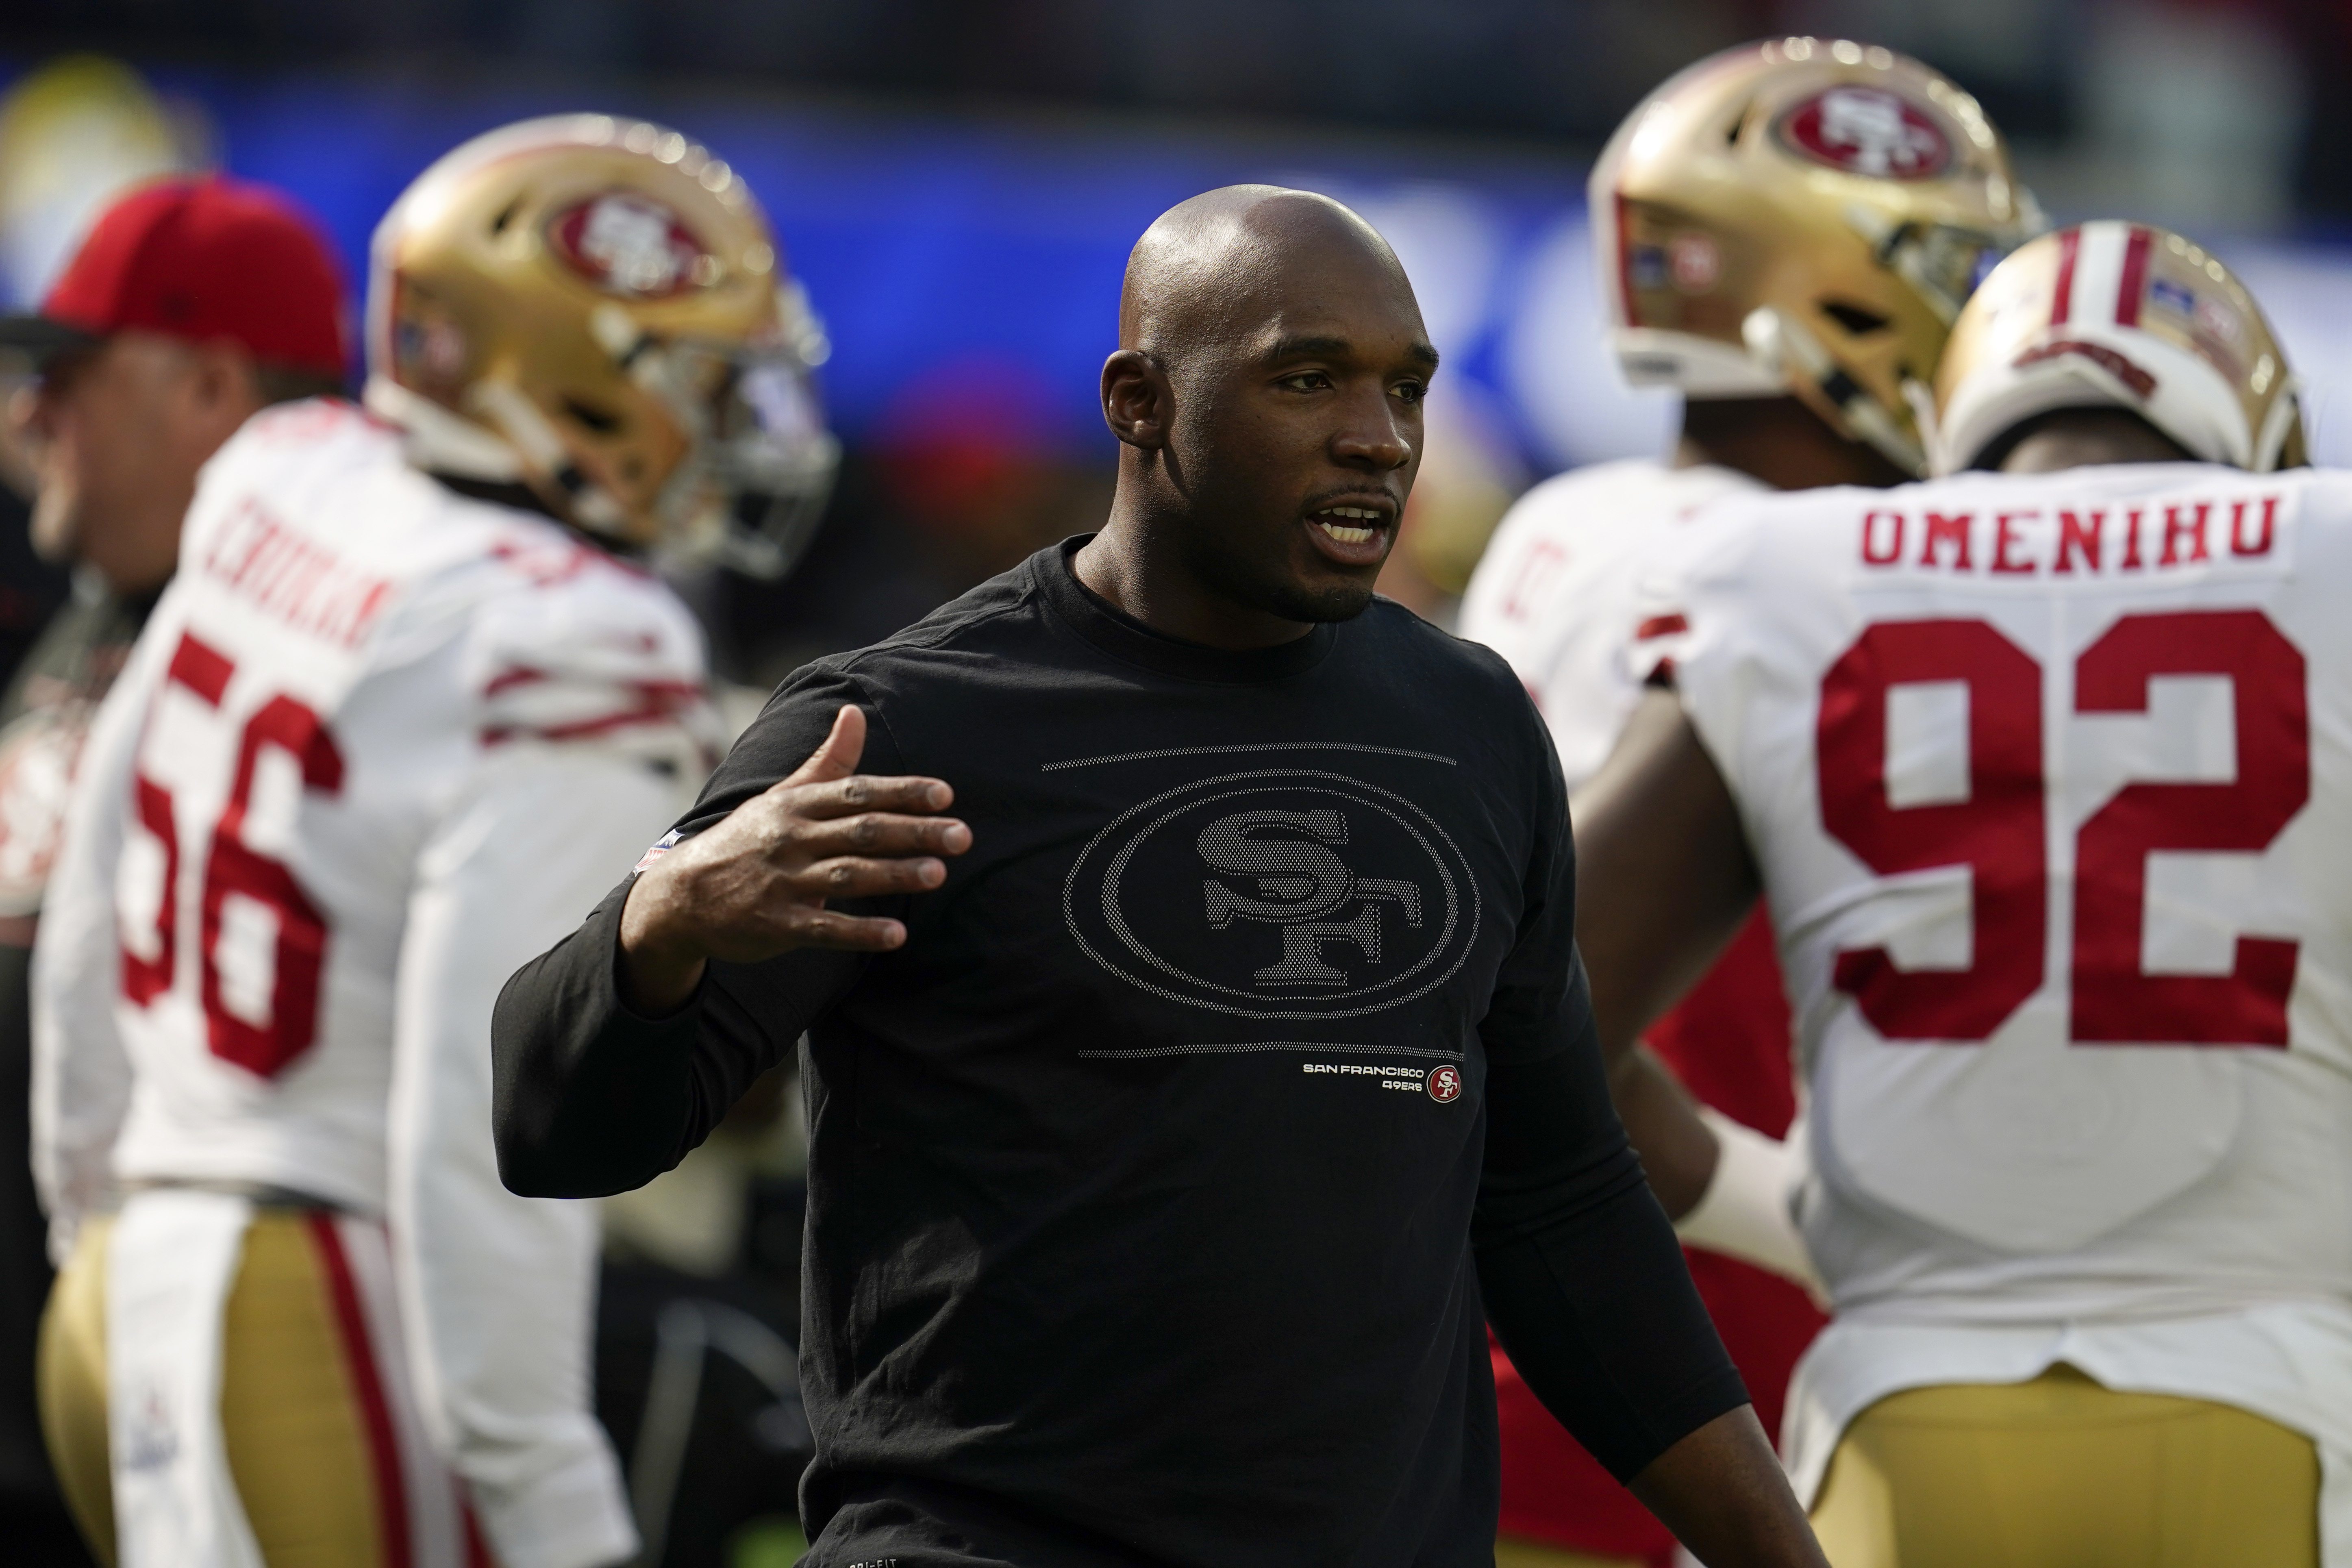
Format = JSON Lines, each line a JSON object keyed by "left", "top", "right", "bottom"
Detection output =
{"left": 617, "top": 704, "right": 971, "bottom": 1011}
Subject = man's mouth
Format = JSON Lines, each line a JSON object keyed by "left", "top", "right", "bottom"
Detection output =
{"left": 1308, "top": 504, "right": 1391, "bottom": 550}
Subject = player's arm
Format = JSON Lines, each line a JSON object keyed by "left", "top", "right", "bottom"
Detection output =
{"left": 1631, "top": 1407, "right": 1834, "bottom": 1568}
{"left": 28, "top": 627, "right": 172, "bottom": 1260}
{"left": 29, "top": 790, "right": 134, "bottom": 1262}
{"left": 1473, "top": 730, "right": 1828, "bottom": 1568}
{"left": 491, "top": 685, "right": 967, "bottom": 1199}
{"left": 388, "top": 738, "right": 670, "bottom": 1568}
{"left": 1571, "top": 684, "right": 1817, "bottom": 1291}
{"left": 1573, "top": 684, "right": 1759, "bottom": 1214}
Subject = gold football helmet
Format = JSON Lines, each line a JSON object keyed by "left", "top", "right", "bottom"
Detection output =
{"left": 1931, "top": 221, "right": 2304, "bottom": 474}
{"left": 364, "top": 114, "right": 837, "bottom": 576}
{"left": 1594, "top": 37, "right": 2040, "bottom": 475}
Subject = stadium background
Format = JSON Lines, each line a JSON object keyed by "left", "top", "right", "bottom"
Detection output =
{"left": 2, "top": 1, "right": 2347, "bottom": 1564}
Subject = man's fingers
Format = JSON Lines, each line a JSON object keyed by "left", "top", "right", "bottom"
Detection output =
{"left": 688, "top": 715, "right": 963, "bottom": 963}
{"left": 777, "top": 705, "right": 869, "bottom": 790}
{"left": 791, "top": 855, "right": 949, "bottom": 899}
{"left": 778, "top": 907, "right": 907, "bottom": 952}
{"left": 789, "top": 812, "right": 972, "bottom": 860}
{"left": 780, "top": 773, "right": 957, "bottom": 821}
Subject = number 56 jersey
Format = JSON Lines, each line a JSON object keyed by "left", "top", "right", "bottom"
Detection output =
{"left": 37, "top": 398, "right": 717, "bottom": 1218}
{"left": 29, "top": 400, "right": 718, "bottom": 1556}
{"left": 1652, "top": 461, "right": 2352, "bottom": 1517}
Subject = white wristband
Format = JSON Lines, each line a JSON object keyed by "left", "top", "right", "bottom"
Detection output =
{"left": 1672, "top": 1106, "right": 1824, "bottom": 1301}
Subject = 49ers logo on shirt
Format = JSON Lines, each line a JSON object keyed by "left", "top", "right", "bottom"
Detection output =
{"left": 1426, "top": 1064, "right": 1463, "bottom": 1103}
{"left": 1777, "top": 87, "right": 1950, "bottom": 180}
{"left": 548, "top": 194, "right": 709, "bottom": 298}
{"left": 1065, "top": 769, "right": 1480, "bottom": 1021}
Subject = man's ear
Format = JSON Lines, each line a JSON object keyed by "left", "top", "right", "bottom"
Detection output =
{"left": 1100, "top": 348, "right": 1171, "bottom": 450}
{"left": 189, "top": 341, "right": 266, "bottom": 429}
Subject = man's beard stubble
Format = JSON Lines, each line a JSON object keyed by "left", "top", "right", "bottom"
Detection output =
{"left": 1262, "top": 575, "right": 1376, "bottom": 624}
{"left": 1180, "top": 511, "right": 1380, "bottom": 627}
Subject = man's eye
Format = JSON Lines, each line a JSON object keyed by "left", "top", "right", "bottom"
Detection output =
{"left": 1392, "top": 381, "right": 1427, "bottom": 405}
{"left": 1281, "top": 371, "right": 1333, "bottom": 391}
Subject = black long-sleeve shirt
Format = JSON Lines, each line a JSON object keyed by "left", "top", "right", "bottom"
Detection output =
{"left": 494, "top": 539, "right": 1743, "bottom": 1567}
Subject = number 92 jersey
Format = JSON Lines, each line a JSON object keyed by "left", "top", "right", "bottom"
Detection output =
{"left": 1652, "top": 462, "right": 2352, "bottom": 1318}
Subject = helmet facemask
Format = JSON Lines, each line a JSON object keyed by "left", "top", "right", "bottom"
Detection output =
{"left": 589, "top": 294, "right": 841, "bottom": 578}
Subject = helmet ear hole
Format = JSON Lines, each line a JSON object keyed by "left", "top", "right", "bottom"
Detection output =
{"left": 488, "top": 198, "right": 522, "bottom": 238}
{"left": 1821, "top": 300, "right": 1891, "bottom": 336}
{"left": 561, "top": 396, "right": 621, "bottom": 435}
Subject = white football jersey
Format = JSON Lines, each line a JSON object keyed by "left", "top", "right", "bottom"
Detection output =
{"left": 1655, "top": 461, "right": 2352, "bottom": 1541}
{"left": 1459, "top": 459, "right": 1761, "bottom": 791}
{"left": 30, "top": 399, "right": 718, "bottom": 1566}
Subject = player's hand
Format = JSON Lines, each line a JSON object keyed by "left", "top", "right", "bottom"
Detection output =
{"left": 617, "top": 705, "right": 970, "bottom": 1013}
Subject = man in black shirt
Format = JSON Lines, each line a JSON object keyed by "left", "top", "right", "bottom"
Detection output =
{"left": 494, "top": 187, "right": 1827, "bottom": 1568}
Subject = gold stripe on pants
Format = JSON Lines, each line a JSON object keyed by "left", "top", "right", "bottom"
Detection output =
{"left": 1810, "top": 1364, "right": 2319, "bottom": 1568}
{"left": 37, "top": 1216, "right": 113, "bottom": 1566}
{"left": 38, "top": 1211, "right": 409, "bottom": 1567}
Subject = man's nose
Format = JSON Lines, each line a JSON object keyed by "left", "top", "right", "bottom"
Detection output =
{"left": 1329, "top": 389, "right": 1412, "bottom": 472}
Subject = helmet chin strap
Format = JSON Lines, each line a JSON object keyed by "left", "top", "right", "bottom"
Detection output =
{"left": 370, "top": 374, "right": 631, "bottom": 534}
{"left": 2254, "top": 376, "right": 2305, "bottom": 473}
{"left": 463, "top": 378, "right": 630, "bottom": 534}
{"left": 1902, "top": 378, "right": 1943, "bottom": 461}
{"left": 365, "top": 376, "right": 526, "bottom": 483}
{"left": 1743, "top": 306, "right": 1928, "bottom": 476}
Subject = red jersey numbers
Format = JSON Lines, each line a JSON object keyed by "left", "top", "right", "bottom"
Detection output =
{"left": 122, "top": 631, "right": 346, "bottom": 1079}
{"left": 119, "top": 635, "right": 231, "bottom": 1007}
{"left": 2072, "top": 612, "right": 2306, "bottom": 1045}
{"left": 1499, "top": 541, "right": 1570, "bottom": 623}
{"left": 1819, "top": 621, "right": 2046, "bottom": 1040}
{"left": 1817, "top": 611, "right": 2307, "bottom": 1046}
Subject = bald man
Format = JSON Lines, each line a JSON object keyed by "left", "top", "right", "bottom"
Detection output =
{"left": 492, "top": 188, "right": 1826, "bottom": 1568}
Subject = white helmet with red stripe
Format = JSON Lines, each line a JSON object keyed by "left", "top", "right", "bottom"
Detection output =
{"left": 1930, "top": 220, "right": 2305, "bottom": 474}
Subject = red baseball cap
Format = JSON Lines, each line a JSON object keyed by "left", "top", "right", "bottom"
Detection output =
{"left": 0, "top": 175, "right": 347, "bottom": 378}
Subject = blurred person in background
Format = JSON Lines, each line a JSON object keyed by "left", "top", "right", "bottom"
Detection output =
{"left": 1583, "top": 223, "right": 2341, "bottom": 1565}
{"left": 28, "top": 113, "right": 830, "bottom": 1568}
{"left": 0, "top": 51, "right": 204, "bottom": 660}
{"left": 0, "top": 53, "right": 208, "bottom": 685}
{"left": 0, "top": 172, "right": 345, "bottom": 1565}
{"left": 1456, "top": 38, "right": 2037, "bottom": 1568}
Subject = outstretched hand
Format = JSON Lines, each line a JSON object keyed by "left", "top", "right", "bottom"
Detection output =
{"left": 616, "top": 705, "right": 971, "bottom": 1014}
